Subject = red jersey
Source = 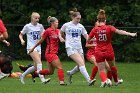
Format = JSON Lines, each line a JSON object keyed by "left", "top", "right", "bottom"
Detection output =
{"left": 42, "top": 27, "right": 60, "bottom": 54}
{"left": 0, "top": 19, "right": 7, "bottom": 34}
{"left": 89, "top": 25, "right": 116, "bottom": 52}
{"left": 87, "top": 38, "right": 96, "bottom": 55}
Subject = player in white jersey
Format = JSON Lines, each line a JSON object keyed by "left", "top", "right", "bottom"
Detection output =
{"left": 60, "top": 8, "right": 96, "bottom": 86}
{"left": 19, "top": 12, "right": 50, "bottom": 84}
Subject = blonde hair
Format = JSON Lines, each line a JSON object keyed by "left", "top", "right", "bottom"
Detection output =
{"left": 31, "top": 12, "right": 40, "bottom": 19}
{"left": 69, "top": 8, "right": 81, "bottom": 18}
{"left": 47, "top": 16, "right": 58, "bottom": 24}
{"left": 97, "top": 9, "right": 106, "bottom": 22}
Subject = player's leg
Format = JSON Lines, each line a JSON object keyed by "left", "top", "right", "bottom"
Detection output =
{"left": 88, "top": 55, "right": 98, "bottom": 80}
{"left": 106, "top": 52, "right": 123, "bottom": 86}
{"left": 39, "top": 62, "right": 54, "bottom": 75}
{"left": 70, "top": 53, "right": 95, "bottom": 86}
{"left": 105, "top": 61, "right": 112, "bottom": 81}
{"left": 107, "top": 60, "right": 123, "bottom": 85}
{"left": 50, "top": 57, "right": 66, "bottom": 85}
{"left": 29, "top": 51, "right": 48, "bottom": 83}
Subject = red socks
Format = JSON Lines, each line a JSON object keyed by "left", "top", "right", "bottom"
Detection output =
{"left": 57, "top": 69, "right": 64, "bottom": 81}
{"left": 107, "top": 70, "right": 112, "bottom": 80}
{"left": 90, "top": 66, "right": 98, "bottom": 80}
{"left": 100, "top": 71, "right": 107, "bottom": 82}
{"left": 111, "top": 66, "right": 118, "bottom": 82}
{"left": 39, "top": 69, "right": 50, "bottom": 75}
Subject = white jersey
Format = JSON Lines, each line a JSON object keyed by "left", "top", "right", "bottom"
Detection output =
{"left": 21, "top": 23, "right": 44, "bottom": 50}
{"left": 61, "top": 21, "right": 87, "bottom": 49}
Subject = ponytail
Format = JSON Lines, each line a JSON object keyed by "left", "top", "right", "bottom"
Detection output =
{"left": 97, "top": 9, "right": 106, "bottom": 22}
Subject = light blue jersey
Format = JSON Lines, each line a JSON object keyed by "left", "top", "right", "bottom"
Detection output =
{"left": 21, "top": 23, "right": 44, "bottom": 50}
{"left": 61, "top": 21, "right": 87, "bottom": 49}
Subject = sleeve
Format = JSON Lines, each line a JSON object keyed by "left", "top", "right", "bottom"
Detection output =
{"left": 81, "top": 26, "right": 87, "bottom": 35}
{"left": 40, "top": 24, "right": 45, "bottom": 33}
{"left": 42, "top": 29, "right": 49, "bottom": 39}
{"left": 0, "top": 20, "right": 7, "bottom": 33}
{"left": 21, "top": 25, "right": 28, "bottom": 34}
{"left": 60, "top": 23, "right": 66, "bottom": 32}
{"left": 89, "top": 28, "right": 96, "bottom": 39}
{"left": 110, "top": 25, "right": 117, "bottom": 33}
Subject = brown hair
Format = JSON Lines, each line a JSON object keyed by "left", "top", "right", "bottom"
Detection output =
{"left": 69, "top": 8, "right": 81, "bottom": 18}
{"left": 97, "top": 9, "right": 106, "bottom": 22}
{"left": 47, "top": 16, "right": 58, "bottom": 24}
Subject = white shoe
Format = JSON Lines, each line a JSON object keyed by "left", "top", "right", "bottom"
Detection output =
{"left": 42, "top": 78, "right": 51, "bottom": 84}
{"left": 60, "top": 81, "right": 67, "bottom": 86}
{"left": 106, "top": 79, "right": 112, "bottom": 87}
{"left": 0, "top": 73, "right": 10, "bottom": 80}
{"left": 100, "top": 81, "right": 107, "bottom": 88}
{"left": 67, "top": 71, "right": 72, "bottom": 84}
{"left": 115, "top": 79, "right": 123, "bottom": 86}
{"left": 89, "top": 79, "right": 96, "bottom": 86}
{"left": 19, "top": 75, "right": 25, "bottom": 84}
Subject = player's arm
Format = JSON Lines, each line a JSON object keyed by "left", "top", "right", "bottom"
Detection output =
{"left": 58, "top": 31, "right": 65, "bottom": 42}
{"left": 115, "top": 29, "right": 137, "bottom": 37}
{"left": 2, "top": 40, "right": 10, "bottom": 46}
{"left": 0, "top": 32, "right": 8, "bottom": 41}
{"left": 19, "top": 32, "right": 25, "bottom": 45}
{"left": 85, "top": 42, "right": 96, "bottom": 48}
{"left": 28, "top": 37, "right": 45, "bottom": 54}
{"left": 83, "top": 34, "right": 89, "bottom": 41}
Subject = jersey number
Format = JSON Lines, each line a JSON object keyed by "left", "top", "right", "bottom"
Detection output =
{"left": 99, "top": 34, "right": 107, "bottom": 41}
{"left": 33, "top": 34, "right": 39, "bottom": 40}
{"left": 72, "top": 33, "right": 78, "bottom": 37}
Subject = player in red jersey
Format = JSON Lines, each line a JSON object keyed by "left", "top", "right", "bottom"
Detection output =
{"left": 0, "top": 19, "right": 8, "bottom": 41}
{"left": 86, "top": 32, "right": 111, "bottom": 82}
{"left": 0, "top": 19, "right": 11, "bottom": 79}
{"left": 29, "top": 16, "right": 66, "bottom": 85}
{"left": 88, "top": 9, "right": 137, "bottom": 87}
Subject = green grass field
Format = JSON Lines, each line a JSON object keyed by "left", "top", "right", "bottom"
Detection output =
{"left": 0, "top": 60, "right": 140, "bottom": 93}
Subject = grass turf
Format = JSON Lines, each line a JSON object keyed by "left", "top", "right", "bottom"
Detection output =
{"left": 0, "top": 60, "right": 140, "bottom": 93}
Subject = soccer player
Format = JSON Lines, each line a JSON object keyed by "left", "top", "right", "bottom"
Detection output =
{"left": 60, "top": 8, "right": 96, "bottom": 86}
{"left": 19, "top": 12, "right": 50, "bottom": 84}
{"left": 0, "top": 19, "right": 10, "bottom": 79}
{"left": 0, "top": 19, "right": 8, "bottom": 41}
{"left": 86, "top": 22, "right": 112, "bottom": 81}
{"left": 29, "top": 16, "right": 66, "bottom": 85}
{"left": 88, "top": 9, "right": 137, "bottom": 87}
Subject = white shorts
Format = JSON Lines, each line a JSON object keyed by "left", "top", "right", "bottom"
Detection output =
{"left": 27, "top": 48, "right": 41, "bottom": 55}
{"left": 66, "top": 48, "right": 83, "bottom": 56}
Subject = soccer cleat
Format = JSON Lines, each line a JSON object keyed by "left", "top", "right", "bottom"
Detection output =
{"left": 59, "top": 81, "right": 67, "bottom": 86}
{"left": 19, "top": 75, "right": 25, "bottom": 84}
{"left": 115, "top": 79, "right": 123, "bottom": 86}
{"left": 0, "top": 73, "right": 10, "bottom": 80}
{"left": 42, "top": 78, "right": 51, "bottom": 84}
{"left": 100, "top": 81, "right": 107, "bottom": 88}
{"left": 106, "top": 79, "right": 112, "bottom": 87}
{"left": 88, "top": 79, "right": 96, "bottom": 86}
{"left": 67, "top": 71, "right": 72, "bottom": 84}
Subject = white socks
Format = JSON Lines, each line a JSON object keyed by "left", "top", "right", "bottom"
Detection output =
{"left": 22, "top": 66, "right": 36, "bottom": 77}
{"left": 69, "top": 66, "right": 79, "bottom": 75}
{"left": 37, "top": 64, "right": 45, "bottom": 82}
{"left": 79, "top": 66, "right": 90, "bottom": 82}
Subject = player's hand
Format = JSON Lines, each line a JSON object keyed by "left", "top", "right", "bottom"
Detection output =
{"left": 129, "top": 32, "right": 137, "bottom": 37}
{"left": 59, "top": 37, "right": 65, "bottom": 43}
{"left": 5, "top": 41, "right": 10, "bottom": 46}
{"left": 21, "top": 40, "right": 25, "bottom": 45}
{"left": 28, "top": 48, "right": 34, "bottom": 54}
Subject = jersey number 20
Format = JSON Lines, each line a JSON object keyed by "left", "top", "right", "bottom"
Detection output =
{"left": 99, "top": 34, "right": 107, "bottom": 41}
